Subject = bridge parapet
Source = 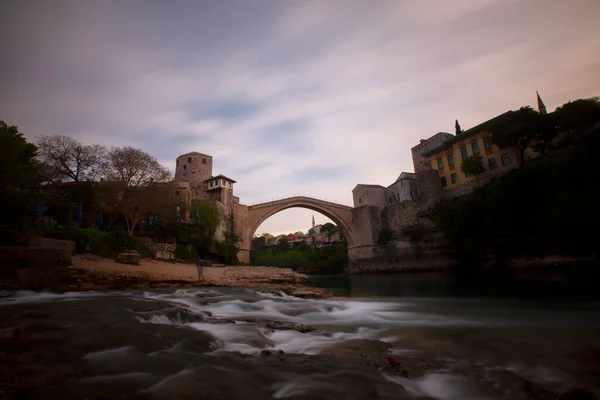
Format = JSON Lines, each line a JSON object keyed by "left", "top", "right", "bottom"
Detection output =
{"left": 247, "top": 194, "right": 352, "bottom": 208}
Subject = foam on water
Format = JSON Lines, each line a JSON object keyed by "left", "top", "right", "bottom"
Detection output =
{"left": 78, "top": 372, "right": 157, "bottom": 384}
{"left": 385, "top": 373, "right": 497, "bottom": 400}
{"left": 126, "top": 288, "right": 485, "bottom": 356}
{"left": 0, "top": 290, "right": 106, "bottom": 306}
{"left": 137, "top": 288, "right": 478, "bottom": 327}
{"left": 36, "top": 287, "right": 595, "bottom": 398}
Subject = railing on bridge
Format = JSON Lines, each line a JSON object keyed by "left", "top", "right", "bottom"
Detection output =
{"left": 246, "top": 194, "right": 352, "bottom": 207}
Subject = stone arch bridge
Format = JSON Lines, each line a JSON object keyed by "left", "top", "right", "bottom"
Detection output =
{"left": 236, "top": 196, "right": 354, "bottom": 263}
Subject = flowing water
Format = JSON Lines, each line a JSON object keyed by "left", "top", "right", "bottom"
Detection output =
{"left": 1, "top": 282, "right": 600, "bottom": 399}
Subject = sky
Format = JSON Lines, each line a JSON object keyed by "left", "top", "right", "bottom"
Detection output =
{"left": 2, "top": 0, "right": 600, "bottom": 236}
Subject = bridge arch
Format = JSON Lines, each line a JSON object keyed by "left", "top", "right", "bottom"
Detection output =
{"left": 239, "top": 196, "right": 354, "bottom": 262}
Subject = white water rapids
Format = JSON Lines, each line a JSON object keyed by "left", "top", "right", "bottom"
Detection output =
{"left": 1, "top": 287, "right": 599, "bottom": 399}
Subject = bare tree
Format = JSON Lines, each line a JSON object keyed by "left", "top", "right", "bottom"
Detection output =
{"left": 101, "top": 146, "right": 173, "bottom": 234}
{"left": 37, "top": 135, "right": 107, "bottom": 182}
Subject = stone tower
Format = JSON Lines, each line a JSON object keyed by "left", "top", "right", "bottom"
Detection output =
{"left": 174, "top": 152, "right": 213, "bottom": 201}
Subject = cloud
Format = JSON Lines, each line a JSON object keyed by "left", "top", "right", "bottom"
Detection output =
{"left": 2, "top": 0, "right": 600, "bottom": 235}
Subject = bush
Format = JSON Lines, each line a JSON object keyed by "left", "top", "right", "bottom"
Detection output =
{"left": 45, "top": 227, "right": 152, "bottom": 258}
{"left": 432, "top": 132, "right": 600, "bottom": 263}
{"left": 174, "top": 243, "right": 199, "bottom": 263}
{"left": 250, "top": 242, "right": 348, "bottom": 274}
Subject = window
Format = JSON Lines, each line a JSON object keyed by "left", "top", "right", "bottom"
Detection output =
{"left": 202, "top": 158, "right": 207, "bottom": 164}
{"left": 451, "top": 173, "right": 458, "bottom": 184}
{"left": 183, "top": 164, "right": 187, "bottom": 170}
{"left": 501, "top": 152, "right": 511, "bottom": 166}
{"left": 359, "top": 198, "right": 362, "bottom": 204}
{"left": 465, "top": 171, "right": 473, "bottom": 177}
{"left": 460, "top": 146, "right": 468, "bottom": 159}
{"left": 484, "top": 137, "right": 493, "bottom": 150}
{"left": 447, "top": 154, "right": 454, "bottom": 166}
{"left": 437, "top": 158, "right": 444, "bottom": 169}
{"left": 441, "top": 177, "right": 447, "bottom": 187}
{"left": 188, "top": 157, "right": 192, "bottom": 163}
{"left": 472, "top": 141, "right": 480, "bottom": 154}
{"left": 488, "top": 157, "right": 497, "bottom": 170}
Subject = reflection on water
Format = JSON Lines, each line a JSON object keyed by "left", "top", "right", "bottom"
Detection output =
{"left": 308, "top": 270, "right": 600, "bottom": 299}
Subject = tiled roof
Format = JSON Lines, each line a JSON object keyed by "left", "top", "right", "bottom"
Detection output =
{"left": 353, "top": 184, "right": 386, "bottom": 190}
{"left": 204, "top": 174, "right": 237, "bottom": 183}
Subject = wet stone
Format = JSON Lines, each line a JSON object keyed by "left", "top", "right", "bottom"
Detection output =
{"left": 560, "top": 388, "right": 598, "bottom": 400}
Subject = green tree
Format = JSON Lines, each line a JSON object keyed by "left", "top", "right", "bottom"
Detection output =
{"left": 0, "top": 120, "right": 41, "bottom": 227}
{"left": 460, "top": 155, "right": 484, "bottom": 186}
{"left": 488, "top": 106, "right": 547, "bottom": 167}
{"left": 190, "top": 203, "right": 220, "bottom": 233}
{"left": 220, "top": 231, "right": 241, "bottom": 264}
{"left": 252, "top": 235, "right": 267, "bottom": 250}
{"left": 320, "top": 222, "right": 338, "bottom": 238}
{"left": 548, "top": 97, "right": 600, "bottom": 149}
{"left": 276, "top": 236, "right": 289, "bottom": 251}
{"left": 455, "top": 119, "right": 462, "bottom": 135}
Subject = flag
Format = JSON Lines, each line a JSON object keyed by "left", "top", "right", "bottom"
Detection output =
{"left": 74, "top": 199, "right": 83, "bottom": 223}
{"left": 96, "top": 207, "right": 103, "bottom": 227}
{"left": 34, "top": 196, "right": 42, "bottom": 219}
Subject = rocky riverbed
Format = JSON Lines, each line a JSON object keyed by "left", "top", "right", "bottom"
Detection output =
{"left": 1, "top": 288, "right": 599, "bottom": 399}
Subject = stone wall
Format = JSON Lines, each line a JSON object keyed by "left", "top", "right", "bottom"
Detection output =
{"left": 352, "top": 185, "right": 387, "bottom": 208}
{"left": 384, "top": 201, "right": 422, "bottom": 231}
{"left": 0, "top": 246, "right": 72, "bottom": 289}
{"left": 234, "top": 203, "right": 250, "bottom": 264}
{"left": 415, "top": 169, "right": 443, "bottom": 208}
{"left": 386, "top": 177, "right": 419, "bottom": 205}
{"left": 348, "top": 247, "right": 454, "bottom": 273}
{"left": 203, "top": 265, "right": 305, "bottom": 283}
{"left": 350, "top": 205, "right": 384, "bottom": 247}
{"left": 29, "top": 237, "right": 76, "bottom": 253}
{"left": 153, "top": 243, "right": 176, "bottom": 260}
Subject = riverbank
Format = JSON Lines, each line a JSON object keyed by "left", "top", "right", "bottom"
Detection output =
{"left": 0, "top": 255, "right": 331, "bottom": 298}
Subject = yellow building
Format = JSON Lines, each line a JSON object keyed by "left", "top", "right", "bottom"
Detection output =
{"left": 422, "top": 112, "right": 522, "bottom": 194}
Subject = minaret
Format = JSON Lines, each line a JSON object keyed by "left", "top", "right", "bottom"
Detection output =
{"left": 536, "top": 91, "right": 547, "bottom": 115}
{"left": 312, "top": 215, "right": 315, "bottom": 228}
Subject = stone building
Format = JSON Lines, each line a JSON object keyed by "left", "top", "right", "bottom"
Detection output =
{"left": 385, "top": 172, "right": 419, "bottom": 205}
{"left": 174, "top": 152, "right": 213, "bottom": 201}
{"left": 173, "top": 151, "right": 248, "bottom": 244}
{"left": 420, "top": 92, "right": 549, "bottom": 198}
{"left": 349, "top": 167, "right": 447, "bottom": 273}
{"left": 410, "top": 132, "right": 454, "bottom": 173}
{"left": 351, "top": 184, "right": 387, "bottom": 208}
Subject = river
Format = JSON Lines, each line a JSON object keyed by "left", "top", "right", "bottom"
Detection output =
{"left": 1, "top": 273, "right": 599, "bottom": 399}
